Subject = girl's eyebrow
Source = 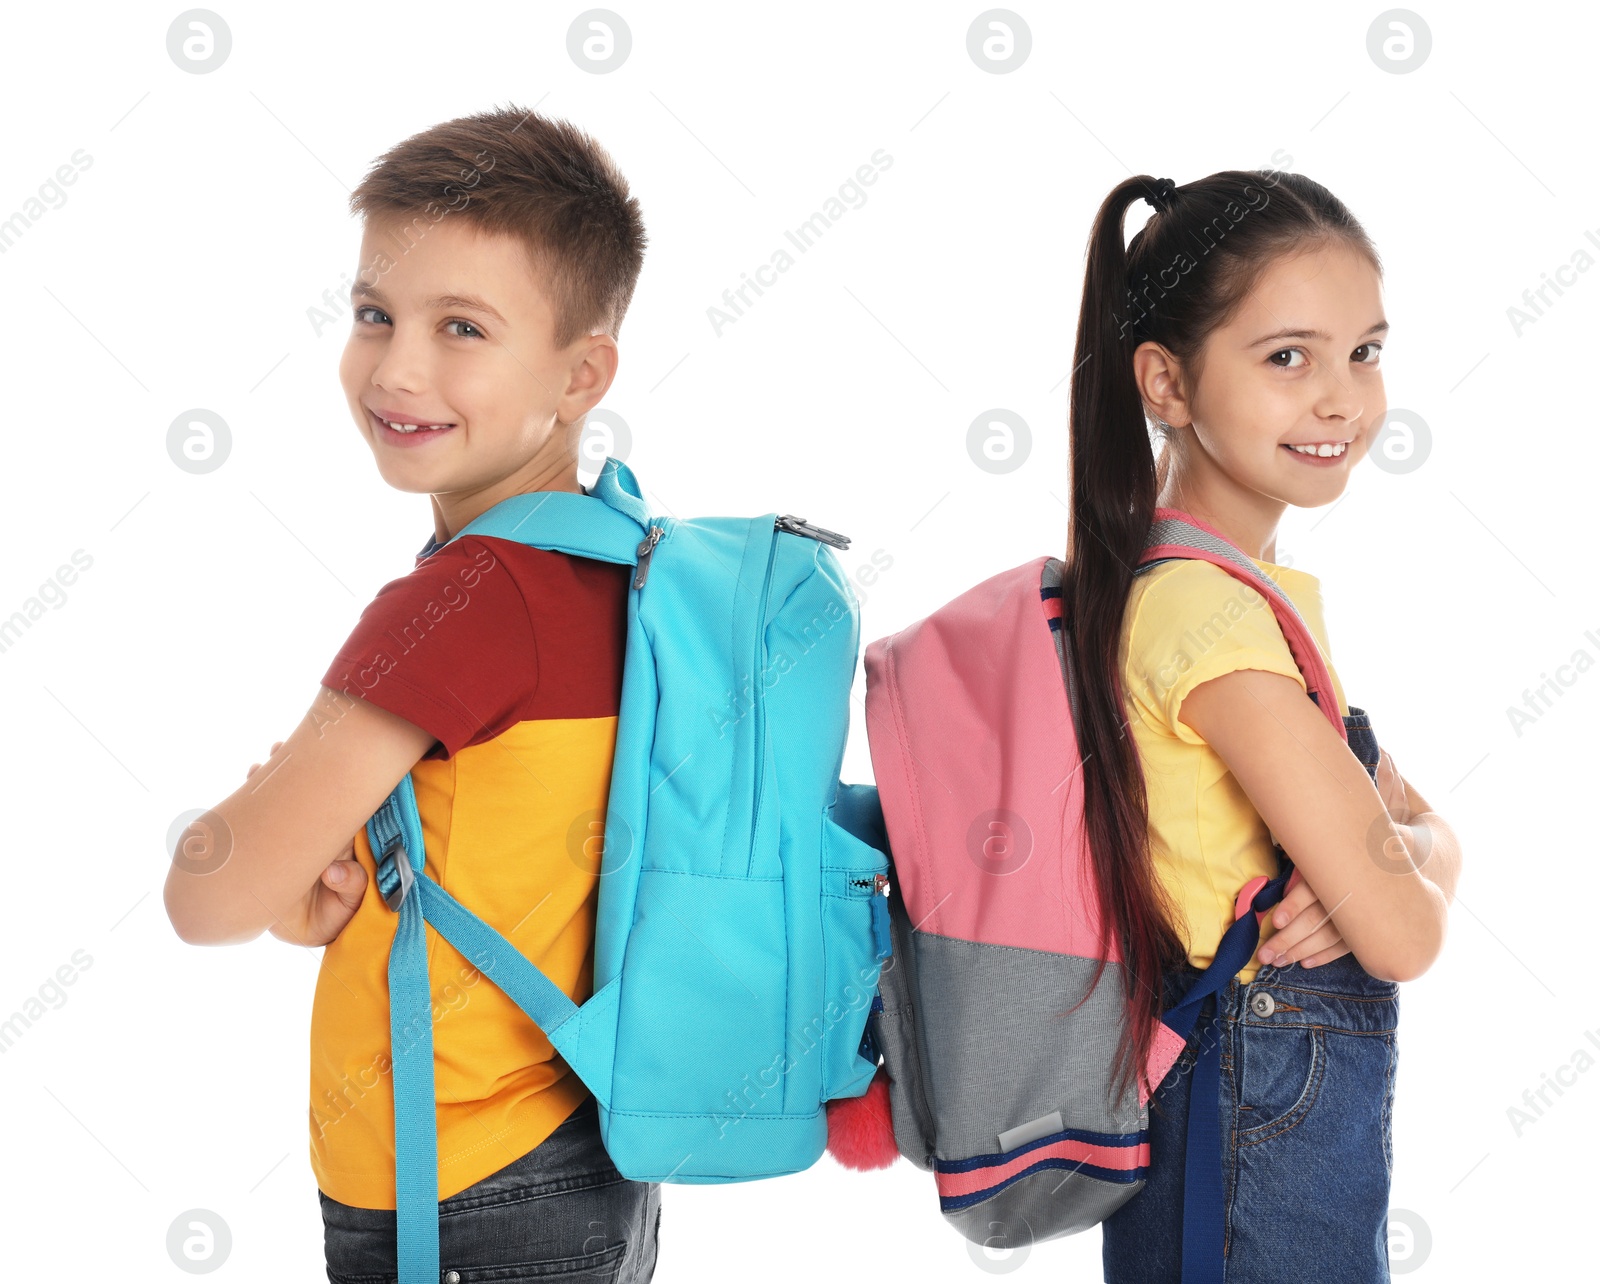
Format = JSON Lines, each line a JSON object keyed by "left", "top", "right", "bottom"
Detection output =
{"left": 1248, "top": 320, "right": 1389, "bottom": 348}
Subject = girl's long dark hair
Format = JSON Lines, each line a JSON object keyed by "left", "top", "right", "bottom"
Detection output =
{"left": 1062, "top": 170, "right": 1381, "bottom": 1107}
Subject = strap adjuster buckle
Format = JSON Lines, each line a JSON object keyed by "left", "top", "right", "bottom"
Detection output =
{"left": 377, "top": 835, "right": 415, "bottom": 912}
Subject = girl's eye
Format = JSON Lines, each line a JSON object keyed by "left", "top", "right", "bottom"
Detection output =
{"left": 1353, "top": 342, "right": 1383, "bottom": 364}
{"left": 1268, "top": 348, "right": 1307, "bottom": 369}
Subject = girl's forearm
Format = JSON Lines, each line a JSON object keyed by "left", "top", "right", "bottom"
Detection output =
{"left": 1379, "top": 810, "right": 1458, "bottom": 980}
{"left": 1406, "top": 810, "right": 1460, "bottom": 903}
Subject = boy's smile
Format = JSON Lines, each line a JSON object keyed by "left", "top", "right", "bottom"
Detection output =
{"left": 363, "top": 405, "right": 458, "bottom": 447}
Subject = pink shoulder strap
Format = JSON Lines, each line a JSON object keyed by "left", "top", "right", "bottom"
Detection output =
{"left": 1142, "top": 507, "right": 1347, "bottom": 743}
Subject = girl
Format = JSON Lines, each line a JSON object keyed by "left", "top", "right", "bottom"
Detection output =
{"left": 1057, "top": 171, "right": 1463, "bottom": 1282}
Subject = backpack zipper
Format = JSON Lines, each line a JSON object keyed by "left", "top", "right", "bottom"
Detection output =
{"left": 850, "top": 872, "right": 893, "bottom": 961}
{"left": 774, "top": 514, "right": 851, "bottom": 549}
{"left": 749, "top": 529, "right": 779, "bottom": 871}
{"left": 632, "top": 525, "right": 664, "bottom": 588}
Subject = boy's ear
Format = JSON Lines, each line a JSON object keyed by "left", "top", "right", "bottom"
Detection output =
{"left": 559, "top": 331, "right": 619, "bottom": 423}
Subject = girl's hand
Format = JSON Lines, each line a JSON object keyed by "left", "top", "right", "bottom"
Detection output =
{"left": 1257, "top": 877, "right": 1351, "bottom": 970}
{"left": 1375, "top": 747, "right": 1412, "bottom": 825}
{"left": 247, "top": 743, "right": 368, "bottom": 948}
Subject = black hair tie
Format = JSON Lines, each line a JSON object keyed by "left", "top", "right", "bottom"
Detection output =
{"left": 1147, "top": 176, "right": 1177, "bottom": 212}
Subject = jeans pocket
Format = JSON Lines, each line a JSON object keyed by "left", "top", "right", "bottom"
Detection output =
{"left": 442, "top": 1240, "right": 627, "bottom": 1282}
{"left": 1235, "top": 1025, "right": 1325, "bottom": 1145}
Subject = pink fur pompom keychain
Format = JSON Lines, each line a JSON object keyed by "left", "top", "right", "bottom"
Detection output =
{"left": 824, "top": 1065, "right": 900, "bottom": 1170}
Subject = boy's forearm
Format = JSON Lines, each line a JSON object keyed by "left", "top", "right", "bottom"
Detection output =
{"left": 164, "top": 861, "right": 282, "bottom": 946}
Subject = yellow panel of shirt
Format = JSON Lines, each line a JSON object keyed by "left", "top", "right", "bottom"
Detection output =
{"left": 307, "top": 715, "right": 616, "bottom": 1208}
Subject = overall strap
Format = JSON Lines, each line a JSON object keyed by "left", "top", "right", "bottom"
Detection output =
{"left": 1159, "top": 856, "right": 1297, "bottom": 1283}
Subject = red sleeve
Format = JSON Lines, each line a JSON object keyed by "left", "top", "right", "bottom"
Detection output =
{"left": 320, "top": 537, "right": 539, "bottom": 760}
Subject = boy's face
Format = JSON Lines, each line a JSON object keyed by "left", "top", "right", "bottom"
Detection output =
{"left": 339, "top": 215, "right": 616, "bottom": 532}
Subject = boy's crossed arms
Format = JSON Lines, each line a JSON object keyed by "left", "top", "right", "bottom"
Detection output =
{"left": 164, "top": 687, "right": 434, "bottom": 947}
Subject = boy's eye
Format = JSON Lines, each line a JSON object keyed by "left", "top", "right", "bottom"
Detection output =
{"left": 350, "top": 307, "right": 483, "bottom": 340}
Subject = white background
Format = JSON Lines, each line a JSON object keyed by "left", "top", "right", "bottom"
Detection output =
{"left": 1, "top": 0, "right": 1592, "bottom": 1279}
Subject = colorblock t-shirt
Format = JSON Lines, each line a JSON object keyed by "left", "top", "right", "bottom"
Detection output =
{"left": 1118, "top": 556, "right": 1348, "bottom": 985}
{"left": 308, "top": 522, "right": 630, "bottom": 1208}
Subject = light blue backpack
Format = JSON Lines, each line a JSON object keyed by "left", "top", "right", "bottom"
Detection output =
{"left": 362, "top": 456, "right": 893, "bottom": 1283}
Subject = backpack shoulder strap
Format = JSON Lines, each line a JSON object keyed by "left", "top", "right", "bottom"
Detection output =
{"left": 1136, "top": 507, "right": 1345, "bottom": 742}
{"left": 444, "top": 456, "right": 650, "bottom": 564}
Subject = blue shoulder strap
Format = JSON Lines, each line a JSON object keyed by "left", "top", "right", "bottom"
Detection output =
{"left": 370, "top": 455, "right": 647, "bottom": 1284}
{"left": 445, "top": 456, "right": 651, "bottom": 558}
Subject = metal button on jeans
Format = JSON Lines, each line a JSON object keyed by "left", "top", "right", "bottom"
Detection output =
{"left": 444, "top": 1272, "right": 461, "bottom": 1283}
{"left": 1250, "top": 991, "right": 1276, "bottom": 1017}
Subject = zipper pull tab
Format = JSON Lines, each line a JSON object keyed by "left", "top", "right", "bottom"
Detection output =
{"left": 632, "top": 525, "right": 663, "bottom": 589}
{"left": 774, "top": 514, "right": 851, "bottom": 550}
{"left": 870, "top": 889, "right": 893, "bottom": 961}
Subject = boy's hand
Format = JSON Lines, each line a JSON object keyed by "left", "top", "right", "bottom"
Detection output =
{"left": 266, "top": 841, "right": 367, "bottom": 947}
{"left": 247, "top": 744, "right": 368, "bottom": 948}
{"left": 1257, "top": 877, "right": 1352, "bottom": 970}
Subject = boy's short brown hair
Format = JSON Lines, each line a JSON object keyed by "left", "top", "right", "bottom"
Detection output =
{"left": 349, "top": 104, "right": 647, "bottom": 348}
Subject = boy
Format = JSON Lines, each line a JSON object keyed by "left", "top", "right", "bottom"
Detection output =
{"left": 162, "top": 105, "right": 661, "bottom": 1280}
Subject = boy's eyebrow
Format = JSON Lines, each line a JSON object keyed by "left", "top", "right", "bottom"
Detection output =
{"left": 1248, "top": 320, "right": 1389, "bottom": 347}
{"left": 350, "top": 283, "right": 508, "bottom": 325}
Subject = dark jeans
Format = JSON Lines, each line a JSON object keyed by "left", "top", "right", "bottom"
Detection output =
{"left": 1102, "top": 952, "right": 1399, "bottom": 1282}
{"left": 319, "top": 1098, "right": 662, "bottom": 1283}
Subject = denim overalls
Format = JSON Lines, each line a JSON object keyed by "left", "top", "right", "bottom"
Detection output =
{"left": 1102, "top": 706, "right": 1400, "bottom": 1284}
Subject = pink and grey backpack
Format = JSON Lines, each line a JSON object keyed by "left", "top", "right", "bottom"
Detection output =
{"left": 827, "top": 508, "right": 1352, "bottom": 1279}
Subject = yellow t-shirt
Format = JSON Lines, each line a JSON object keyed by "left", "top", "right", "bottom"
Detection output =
{"left": 1118, "top": 556, "right": 1347, "bottom": 984}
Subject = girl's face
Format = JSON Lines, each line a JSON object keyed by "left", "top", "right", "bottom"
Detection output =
{"left": 1149, "top": 239, "right": 1387, "bottom": 542}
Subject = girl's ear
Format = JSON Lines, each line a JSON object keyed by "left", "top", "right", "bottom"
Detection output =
{"left": 1132, "top": 340, "right": 1191, "bottom": 430}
